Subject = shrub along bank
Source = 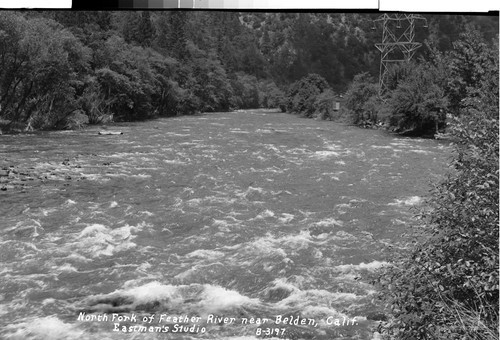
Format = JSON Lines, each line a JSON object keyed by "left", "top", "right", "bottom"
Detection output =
{"left": 283, "top": 27, "right": 498, "bottom": 139}
{"left": 373, "top": 27, "right": 499, "bottom": 339}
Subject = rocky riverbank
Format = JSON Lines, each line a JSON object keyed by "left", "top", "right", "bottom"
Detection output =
{"left": 0, "top": 155, "right": 109, "bottom": 192}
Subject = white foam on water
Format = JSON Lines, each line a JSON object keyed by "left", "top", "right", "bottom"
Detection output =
{"left": 314, "top": 218, "right": 343, "bottom": 227}
{"left": 186, "top": 249, "right": 225, "bottom": 260}
{"left": 212, "top": 219, "right": 237, "bottom": 232}
{"left": 246, "top": 167, "right": 285, "bottom": 174}
{"left": 65, "top": 253, "right": 89, "bottom": 262}
{"left": 173, "top": 264, "right": 205, "bottom": 281}
{"left": 236, "top": 186, "right": 265, "bottom": 200}
{"left": 54, "top": 263, "right": 78, "bottom": 273}
{"left": 201, "top": 285, "right": 259, "bottom": 313}
{"left": 370, "top": 145, "right": 393, "bottom": 149}
{"left": 268, "top": 277, "right": 300, "bottom": 293}
{"left": 40, "top": 298, "right": 56, "bottom": 306}
{"left": 231, "top": 234, "right": 288, "bottom": 262}
{"left": 264, "top": 145, "right": 280, "bottom": 153}
{"left": 313, "top": 233, "right": 330, "bottom": 240}
{"left": 388, "top": 196, "right": 422, "bottom": 206}
{"left": 331, "top": 230, "right": 357, "bottom": 241}
{"left": 4, "top": 316, "right": 84, "bottom": 340}
{"left": 335, "top": 160, "right": 346, "bottom": 165}
{"left": 137, "top": 210, "right": 154, "bottom": 217}
{"left": 165, "top": 132, "right": 190, "bottom": 137}
{"left": 130, "top": 173, "right": 151, "bottom": 179}
{"left": 253, "top": 209, "right": 275, "bottom": 220}
{"left": 287, "top": 147, "right": 311, "bottom": 155}
{"left": 137, "top": 262, "right": 152, "bottom": 272}
{"left": 321, "top": 172, "right": 343, "bottom": 180}
{"left": 0, "top": 303, "right": 8, "bottom": 317}
{"left": 325, "top": 142, "right": 342, "bottom": 149}
{"left": 204, "top": 196, "right": 237, "bottom": 205}
{"left": 390, "top": 141, "right": 410, "bottom": 146}
{"left": 90, "top": 282, "right": 258, "bottom": 315}
{"left": 72, "top": 223, "right": 138, "bottom": 257}
{"left": 392, "top": 218, "right": 407, "bottom": 225}
{"left": 65, "top": 199, "right": 77, "bottom": 206}
{"left": 313, "top": 150, "right": 340, "bottom": 159}
{"left": 39, "top": 208, "right": 58, "bottom": 217}
{"left": 409, "top": 149, "right": 432, "bottom": 154}
{"left": 302, "top": 305, "right": 346, "bottom": 320}
{"left": 278, "top": 213, "right": 294, "bottom": 223}
{"left": 274, "top": 286, "right": 358, "bottom": 316}
{"left": 333, "top": 261, "right": 390, "bottom": 272}
{"left": 163, "top": 159, "right": 187, "bottom": 165}
{"left": 276, "top": 231, "right": 319, "bottom": 251}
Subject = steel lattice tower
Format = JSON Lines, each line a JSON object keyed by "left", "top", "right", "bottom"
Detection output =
{"left": 373, "top": 14, "right": 427, "bottom": 97}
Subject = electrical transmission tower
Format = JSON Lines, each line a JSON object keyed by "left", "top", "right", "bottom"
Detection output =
{"left": 372, "top": 14, "right": 428, "bottom": 97}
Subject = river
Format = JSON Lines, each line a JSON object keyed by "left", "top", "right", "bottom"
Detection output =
{"left": 0, "top": 110, "right": 451, "bottom": 339}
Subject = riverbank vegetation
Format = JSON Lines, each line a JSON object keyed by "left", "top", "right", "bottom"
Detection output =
{"left": 285, "top": 26, "right": 498, "bottom": 138}
{"left": 375, "top": 100, "right": 499, "bottom": 339}
{"left": 0, "top": 12, "right": 497, "bottom": 135}
{"left": 373, "top": 29, "right": 499, "bottom": 339}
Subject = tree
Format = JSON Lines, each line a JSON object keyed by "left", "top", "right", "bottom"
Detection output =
{"left": 285, "top": 73, "right": 331, "bottom": 117}
{"left": 446, "top": 26, "right": 496, "bottom": 114}
{"left": 187, "top": 43, "right": 233, "bottom": 112}
{"left": 376, "top": 28, "right": 499, "bottom": 339}
{"left": 386, "top": 62, "right": 448, "bottom": 134}
{"left": 0, "top": 13, "right": 90, "bottom": 129}
{"left": 168, "top": 12, "right": 188, "bottom": 60}
{"left": 343, "top": 72, "right": 379, "bottom": 125}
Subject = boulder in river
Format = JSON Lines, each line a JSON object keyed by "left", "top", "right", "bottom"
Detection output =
{"left": 98, "top": 131, "right": 123, "bottom": 135}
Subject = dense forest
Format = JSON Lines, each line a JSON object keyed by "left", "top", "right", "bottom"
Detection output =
{"left": 0, "top": 11, "right": 497, "bottom": 134}
{"left": 0, "top": 10, "right": 498, "bottom": 340}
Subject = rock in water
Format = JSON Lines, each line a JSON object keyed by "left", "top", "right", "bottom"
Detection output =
{"left": 98, "top": 131, "right": 123, "bottom": 135}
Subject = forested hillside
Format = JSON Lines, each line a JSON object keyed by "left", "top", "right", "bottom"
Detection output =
{"left": 0, "top": 11, "right": 497, "bottom": 132}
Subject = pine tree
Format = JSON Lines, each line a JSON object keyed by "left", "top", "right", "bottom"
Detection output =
{"left": 169, "top": 12, "right": 188, "bottom": 60}
{"left": 138, "top": 11, "right": 154, "bottom": 47}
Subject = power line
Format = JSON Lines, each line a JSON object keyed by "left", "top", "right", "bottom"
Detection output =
{"left": 372, "top": 14, "right": 428, "bottom": 98}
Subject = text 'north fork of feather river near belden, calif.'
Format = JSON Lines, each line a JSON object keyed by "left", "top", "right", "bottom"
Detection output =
{"left": 77, "top": 312, "right": 359, "bottom": 335}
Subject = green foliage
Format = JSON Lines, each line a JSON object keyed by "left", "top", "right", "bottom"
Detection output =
{"left": 385, "top": 62, "right": 448, "bottom": 134}
{"left": 95, "top": 36, "right": 157, "bottom": 120}
{"left": 343, "top": 72, "right": 379, "bottom": 125}
{"left": 312, "top": 89, "right": 339, "bottom": 120}
{"left": 167, "top": 12, "right": 188, "bottom": 60}
{"left": 187, "top": 43, "right": 233, "bottom": 112}
{"left": 373, "top": 24, "right": 499, "bottom": 339}
{"left": 230, "top": 73, "right": 260, "bottom": 110}
{"left": 446, "top": 26, "right": 497, "bottom": 114}
{"left": 376, "top": 107, "right": 499, "bottom": 339}
{"left": 285, "top": 73, "right": 331, "bottom": 117}
{"left": 1, "top": 12, "right": 497, "bottom": 132}
{"left": 259, "top": 81, "right": 285, "bottom": 110}
{"left": 0, "top": 12, "right": 90, "bottom": 130}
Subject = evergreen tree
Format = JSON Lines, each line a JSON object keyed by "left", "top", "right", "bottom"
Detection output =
{"left": 169, "top": 12, "right": 188, "bottom": 60}
{"left": 138, "top": 11, "right": 154, "bottom": 47}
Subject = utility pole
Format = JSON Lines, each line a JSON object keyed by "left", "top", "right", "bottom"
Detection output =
{"left": 372, "top": 14, "right": 427, "bottom": 97}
